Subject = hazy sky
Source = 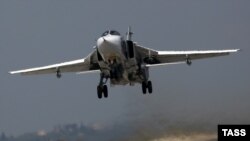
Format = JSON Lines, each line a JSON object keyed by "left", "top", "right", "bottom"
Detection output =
{"left": 0, "top": 0, "right": 250, "bottom": 136}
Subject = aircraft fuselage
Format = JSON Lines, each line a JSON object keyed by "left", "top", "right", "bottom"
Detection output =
{"left": 96, "top": 31, "right": 143, "bottom": 86}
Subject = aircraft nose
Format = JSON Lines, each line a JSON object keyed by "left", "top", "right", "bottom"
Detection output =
{"left": 97, "top": 37, "right": 106, "bottom": 47}
{"left": 97, "top": 36, "right": 121, "bottom": 48}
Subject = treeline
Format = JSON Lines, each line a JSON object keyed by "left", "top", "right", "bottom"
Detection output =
{"left": 0, "top": 123, "right": 106, "bottom": 141}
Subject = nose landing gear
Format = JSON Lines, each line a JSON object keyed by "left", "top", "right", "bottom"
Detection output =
{"left": 97, "top": 73, "right": 108, "bottom": 99}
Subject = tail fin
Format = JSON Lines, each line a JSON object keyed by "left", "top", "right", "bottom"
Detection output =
{"left": 126, "top": 26, "right": 133, "bottom": 41}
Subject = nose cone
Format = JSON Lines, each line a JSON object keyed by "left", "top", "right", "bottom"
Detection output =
{"left": 97, "top": 35, "right": 121, "bottom": 48}
{"left": 97, "top": 37, "right": 106, "bottom": 47}
{"left": 96, "top": 35, "right": 122, "bottom": 60}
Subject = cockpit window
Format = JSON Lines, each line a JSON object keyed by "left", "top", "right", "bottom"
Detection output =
{"left": 110, "top": 30, "right": 120, "bottom": 36}
{"left": 101, "top": 31, "right": 109, "bottom": 37}
{"left": 101, "top": 30, "right": 121, "bottom": 37}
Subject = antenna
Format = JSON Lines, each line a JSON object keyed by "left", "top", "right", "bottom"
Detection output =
{"left": 126, "top": 26, "right": 133, "bottom": 41}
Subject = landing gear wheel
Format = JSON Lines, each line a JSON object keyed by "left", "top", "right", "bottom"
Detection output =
{"left": 103, "top": 85, "right": 108, "bottom": 98}
{"left": 141, "top": 80, "right": 153, "bottom": 94}
{"left": 97, "top": 86, "right": 102, "bottom": 99}
{"left": 147, "top": 81, "right": 153, "bottom": 94}
{"left": 142, "top": 81, "right": 147, "bottom": 94}
{"left": 97, "top": 72, "right": 109, "bottom": 99}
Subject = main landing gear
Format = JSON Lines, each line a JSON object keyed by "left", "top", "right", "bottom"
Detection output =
{"left": 142, "top": 80, "right": 153, "bottom": 94}
{"left": 97, "top": 85, "right": 108, "bottom": 99}
{"left": 97, "top": 73, "right": 108, "bottom": 99}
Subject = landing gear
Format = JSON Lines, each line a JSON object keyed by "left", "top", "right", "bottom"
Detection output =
{"left": 97, "top": 86, "right": 103, "bottom": 99}
{"left": 103, "top": 85, "right": 108, "bottom": 98}
{"left": 147, "top": 81, "right": 152, "bottom": 94}
{"left": 97, "top": 73, "right": 108, "bottom": 99}
{"left": 141, "top": 80, "right": 153, "bottom": 94}
{"left": 97, "top": 85, "right": 108, "bottom": 99}
{"left": 142, "top": 81, "right": 147, "bottom": 94}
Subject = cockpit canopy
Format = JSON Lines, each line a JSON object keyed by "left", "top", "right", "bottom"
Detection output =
{"left": 101, "top": 30, "right": 121, "bottom": 37}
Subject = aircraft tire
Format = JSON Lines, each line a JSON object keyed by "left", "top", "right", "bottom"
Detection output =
{"left": 142, "top": 81, "right": 147, "bottom": 94}
{"left": 148, "top": 81, "right": 153, "bottom": 94}
{"left": 103, "top": 85, "right": 108, "bottom": 98}
{"left": 97, "top": 86, "right": 102, "bottom": 99}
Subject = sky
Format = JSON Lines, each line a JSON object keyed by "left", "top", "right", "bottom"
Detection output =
{"left": 0, "top": 0, "right": 250, "bottom": 136}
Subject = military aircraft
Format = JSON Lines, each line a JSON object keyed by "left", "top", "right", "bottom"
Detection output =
{"left": 9, "top": 27, "right": 239, "bottom": 99}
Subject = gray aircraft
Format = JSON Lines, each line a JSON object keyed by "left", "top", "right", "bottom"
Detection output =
{"left": 10, "top": 27, "right": 239, "bottom": 99}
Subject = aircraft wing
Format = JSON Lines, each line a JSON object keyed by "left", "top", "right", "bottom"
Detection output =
{"left": 136, "top": 45, "right": 239, "bottom": 66}
{"left": 9, "top": 51, "right": 100, "bottom": 75}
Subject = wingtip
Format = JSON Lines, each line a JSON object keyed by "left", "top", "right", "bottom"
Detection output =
{"left": 8, "top": 71, "right": 21, "bottom": 74}
{"left": 229, "top": 49, "right": 241, "bottom": 52}
{"left": 9, "top": 71, "right": 15, "bottom": 74}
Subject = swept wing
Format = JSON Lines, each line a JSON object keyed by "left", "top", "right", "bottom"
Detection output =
{"left": 136, "top": 45, "right": 239, "bottom": 66}
{"left": 9, "top": 51, "right": 99, "bottom": 75}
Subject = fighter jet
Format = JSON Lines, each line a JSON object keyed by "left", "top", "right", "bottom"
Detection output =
{"left": 9, "top": 27, "right": 239, "bottom": 99}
